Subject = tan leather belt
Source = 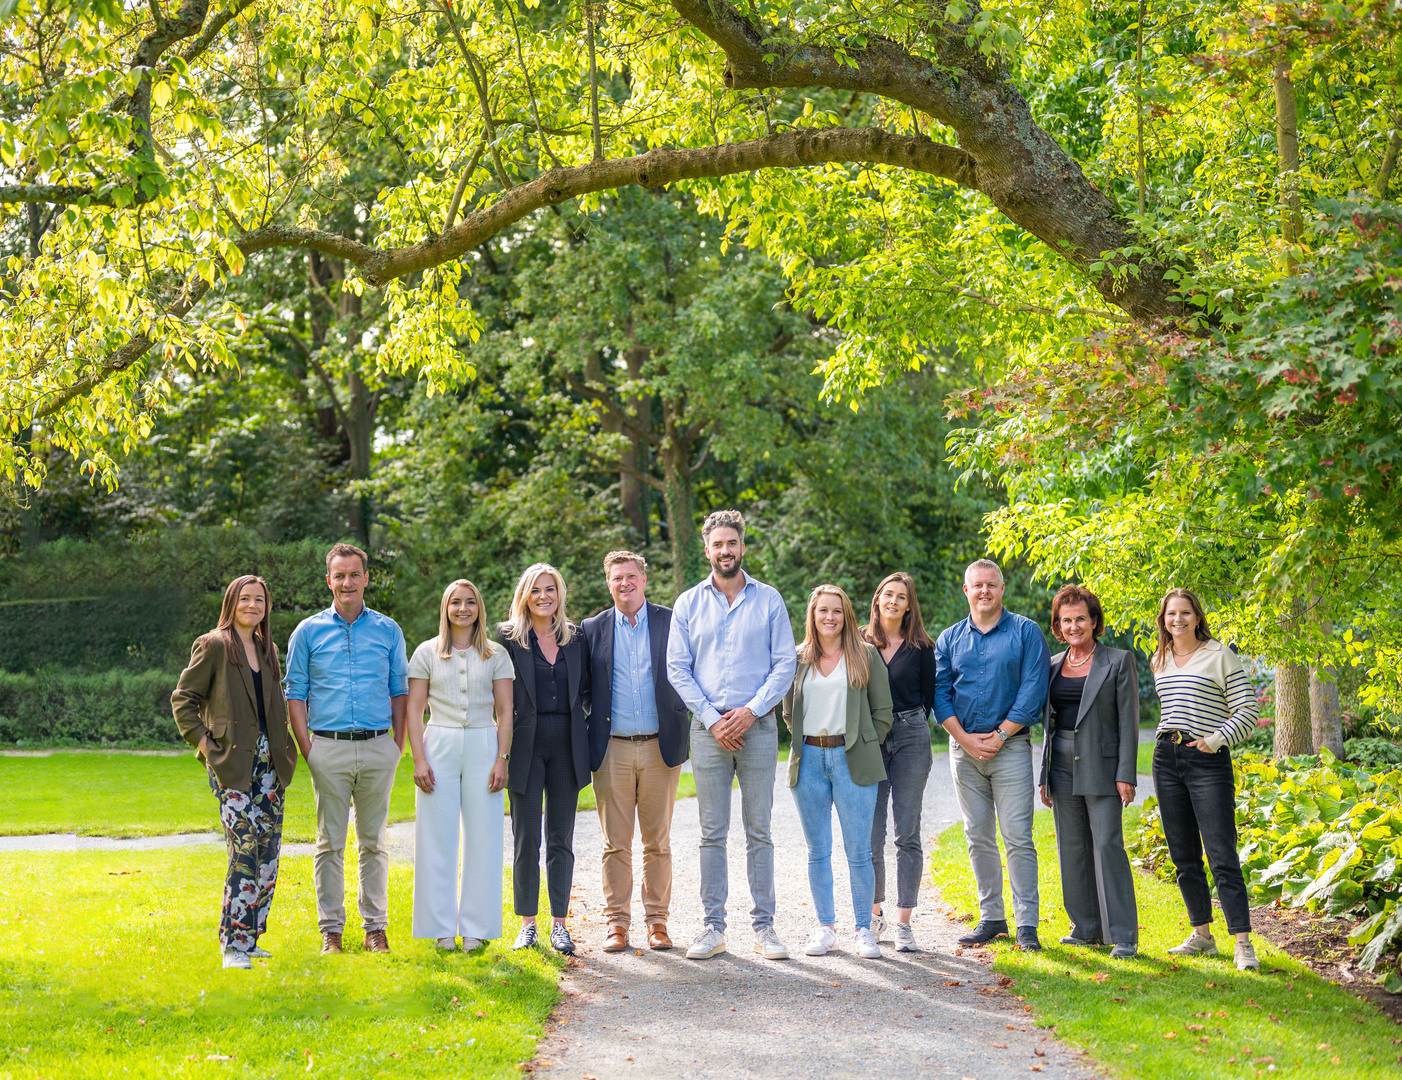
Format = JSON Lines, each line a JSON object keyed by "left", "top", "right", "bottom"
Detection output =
{"left": 803, "top": 735, "right": 845, "bottom": 748}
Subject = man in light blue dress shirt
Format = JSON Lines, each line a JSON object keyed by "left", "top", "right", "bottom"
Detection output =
{"left": 666, "top": 510, "right": 797, "bottom": 961}
{"left": 285, "top": 543, "right": 409, "bottom": 956}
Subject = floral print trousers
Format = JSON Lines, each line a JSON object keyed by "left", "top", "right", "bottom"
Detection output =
{"left": 208, "top": 733, "right": 284, "bottom": 952}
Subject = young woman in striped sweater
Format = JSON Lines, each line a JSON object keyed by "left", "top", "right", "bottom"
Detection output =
{"left": 1150, "top": 588, "right": 1262, "bottom": 971}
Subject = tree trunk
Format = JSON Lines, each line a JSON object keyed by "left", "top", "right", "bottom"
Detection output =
{"left": 660, "top": 401, "right": 702, "bottom": 595}
{"left": 1310, "top": 664, "right": 1343, "bottom": 757}
{"left": 346, "top": 365, "right": 373, "bottom": 547}
{"left": 1274, "top": 62, "right": 1302, "bottom": 271}
{"left": 1273, "top": 662, "right": 1312, "bottom": 758}
{"left": 621, "top": 345, "right": 651, "bottom": 541}
{"left": 1374, "top": 128, "right": 1400, "bottom": 201}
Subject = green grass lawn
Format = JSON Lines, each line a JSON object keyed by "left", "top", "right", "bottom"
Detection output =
{"left": 0, "top": 752, "right": 699, "bottom": 838}
{"left": 931, "top": 810, "right": 1399, "bottom": 1080}
{"left": 0, "top": 847, "right": 562, "bottom": 1079}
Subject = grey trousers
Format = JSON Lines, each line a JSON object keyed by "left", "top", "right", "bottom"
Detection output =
{"left": 305, "top": 731, "right": 400, "bottom": 934}
{"left": 872, "top": 707, "right": 933, "bottom": 910}
{"left": 949, "top": 732, "right": 1039, "bottom": 927}
{"left": 1048, "top": 734, "right": 1139, "bottom": 944}
{"left": 691, "top": 713, "right": 778, "bottom": 933}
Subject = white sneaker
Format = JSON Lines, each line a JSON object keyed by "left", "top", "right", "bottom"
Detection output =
{"left": 222, "top": 949, "right": 252, "bottom": 969}
{"left": 249, "top": 945, "right": 272, "bottom": 958}
{"left": 753, "top": 926, "right": 790, "bottom": 960}
{"left": 804, "top": 927, "right": 838, "bottom": 956}
{"left": 434, "top": 937, "right": 457, "bottom": 950}
{"left": 1168, "top": 930, "right": 1219, "bottom": 956}
{"left": 460, "top": 937, "right": 483, "bottom": 952}
{"left": 686, "top": 927, "right": 727, "bottom": 959}
{"left": 894, "top": 922, "right": 920, "bottom": 952}
{"left": 872, "top": 911, "right": 886, "bottom": 941}
{"left": 855, "top": 926, "right": 882, "bottom": 959}
{"left": 1235, "top": 939, "right": 1260, "bottom": 971}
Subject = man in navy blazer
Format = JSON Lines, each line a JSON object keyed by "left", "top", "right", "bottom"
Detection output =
{"left": 581, "top": 550, "right": 690, "bottom": 953}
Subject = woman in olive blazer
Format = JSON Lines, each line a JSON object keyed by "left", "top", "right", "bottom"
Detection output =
{"left": 1037, "top": 584, "right": 1140, "bottom": 957}
{"left": 780, "top": 585, "right": 893, "bottom": 959}
{"left": 498, "top": 562, "right": 591, "bottom": 956}
{"left": 171, "top": 575, "right": 296, "bottom": 969}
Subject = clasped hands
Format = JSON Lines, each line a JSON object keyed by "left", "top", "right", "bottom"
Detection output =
{"left": 960, "top": 729, "right": 1006, "bottom": 762}
{"left": 711, "top": 706, "right": 757, "bottom": 751}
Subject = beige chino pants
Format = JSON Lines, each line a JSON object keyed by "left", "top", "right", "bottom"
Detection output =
{"left": 305, "top": 732, "right": 400, "bottom": 934}
{"left": 592, "top": 736, "right": 682, "bottom": 929}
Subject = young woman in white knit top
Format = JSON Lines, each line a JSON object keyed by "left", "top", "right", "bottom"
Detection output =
{"left": 1150, "top": 588, "right": 1261, "bottom": 971}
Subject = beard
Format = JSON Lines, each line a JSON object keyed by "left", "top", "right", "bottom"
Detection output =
{"left": 709, "top": 552, "right": 743, "bottom": 580}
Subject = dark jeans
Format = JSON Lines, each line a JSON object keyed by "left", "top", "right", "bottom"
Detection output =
{"left": 871, "top": 708, "right": 933, "bottom": 910}
{"left": 510, "top": 712, "right": 578, "bottom": 918}
{"left": 1049, "top": 734, "right": 1138, "bottom": 944}
{"left": 1152, "top": 738, "right": 1252, "bottom": 935}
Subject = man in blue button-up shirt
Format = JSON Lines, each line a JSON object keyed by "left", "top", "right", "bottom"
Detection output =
{"left": 285, "top": 543, "right": 408, "bottom": 956}
{"left": 934, "top": 557, "right": 1049, "bottom": 951}
{"left": 666, "top": 509, "right": 797, "bottom": 961}
{"left": 581, "top": 551, "right": 690, "bottom": 953}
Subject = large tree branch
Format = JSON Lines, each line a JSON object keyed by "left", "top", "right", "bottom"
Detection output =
{"left": 669, "top": 0, "right": 1189, "bottom": 322}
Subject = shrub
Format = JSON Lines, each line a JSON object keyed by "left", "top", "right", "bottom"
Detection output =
{"left": 0, "top": 669, "right": 183, "bottom": 746}
{"left": 1128, "top": 750, "right": 1402, "bottom": 989}
{"left": 1345, "top": 737, "right": 1402, "bottom": 771}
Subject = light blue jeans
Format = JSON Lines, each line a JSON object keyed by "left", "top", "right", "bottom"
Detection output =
{"left": 791, "top": 742, "right": 878, "bottom": 930}
{"left": 691, "top": 714, "right": 779, "bottom": 933}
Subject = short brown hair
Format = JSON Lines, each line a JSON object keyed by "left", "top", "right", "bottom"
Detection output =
{"left": 325, "top": 542, "right": 368, "bottom": 574}
{"left": 603, "top": 550, "right": 648, "bottom": 576}
{"left": 1050, "top": 584, "right": 1105, "bottom": 641}
{"left": 702, "top": 509, "right": 745, "bottom": 544}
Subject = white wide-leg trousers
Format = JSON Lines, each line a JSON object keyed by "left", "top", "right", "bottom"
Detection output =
{"left": 412, "top": 725, "right": 505, "bottom": 941}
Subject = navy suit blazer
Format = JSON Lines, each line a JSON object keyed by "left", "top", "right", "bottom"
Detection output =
{"left": 581, "top": 602, "right": 690, "bottom": 772}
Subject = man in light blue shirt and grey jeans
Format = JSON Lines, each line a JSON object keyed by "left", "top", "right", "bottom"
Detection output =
{"left": 666, "top": 509, "right": 797, "bottom": 961}
{"left": 285, "top": 542, "right": 408, "bottom": 957}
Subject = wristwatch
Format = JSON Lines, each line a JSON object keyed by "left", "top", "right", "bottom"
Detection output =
{"left": 498, "top": 753, "right": 511, "bottom": 762}
{"left": 994, "top": 728, "right": 1009, "bottom": 742}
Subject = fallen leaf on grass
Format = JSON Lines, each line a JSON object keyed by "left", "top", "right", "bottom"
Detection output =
{"left": 1112, "top": 997, "right": 1125, "bottom": 1003}
{"left": 1163, "top": 1032, "right": 1177, "bottom": 1039}
{"left": 1187, "top": 1024, "right": 1204, "bottom": 1031}
{"left": 206, "top": 1054, "right": 233, "bottom": 1061}
{"left": 1316, "top": 1043, "right": 1331, "bottom": 1050}
{"left": 997, "top": 976, "right": 1014, "bottom": 987}
{"left": 1090, "top": 973, "right": 1109, "bottom": 983}
{"left": 136, "top": 1019, "right": 147, "bottom": 1026}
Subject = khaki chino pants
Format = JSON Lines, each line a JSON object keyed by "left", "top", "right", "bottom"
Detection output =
{"left": 305, "top": 732, "right": 400, "bottom": 934}
{"left": 592, "top": 736, "right": 682, "bottom": 929}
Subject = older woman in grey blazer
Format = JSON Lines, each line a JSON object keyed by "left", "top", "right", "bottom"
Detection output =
{"left": 1038, "top": 584, "right": 1140, "bottom": 958}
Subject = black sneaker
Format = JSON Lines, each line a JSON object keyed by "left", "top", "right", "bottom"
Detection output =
{"left": 957, "top": 919, "right": 1010, "bottom": 945}
{"left": 549, "top": 923, "right": 576, "bottom": 955}
{"left": 1016, "top": 926, "right": 1042, "bottom": 951}
{"left": 512, "top": 924, "right": 538, "bottom": 950}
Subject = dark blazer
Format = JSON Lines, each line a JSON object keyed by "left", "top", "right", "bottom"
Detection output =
{"left": 580, "top": 602, "right": 690, "bottom": 772}
{"left": 780, "top": 644, "right": 894, "bottom": 788}
{"left": 1038, "top": 645, "right": 1139, "bottom": 797}
{"left": 501, "top": 627, "right": 591, "bottom": 794}
{"left": 171, "top": 632, "right": 297, "bottom": 791}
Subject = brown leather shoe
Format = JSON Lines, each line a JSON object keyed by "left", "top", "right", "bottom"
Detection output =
{"left": 363, "top": 929, "right": 390, "bottom": 953}
{"left": 320, "top": 931, "right": 343, "bottom": 955}
{"left": 648, "top": 924, "right": 673, "bottom": 951}
{"left": 603, "top": 926, "right": 629, "bottom": 952}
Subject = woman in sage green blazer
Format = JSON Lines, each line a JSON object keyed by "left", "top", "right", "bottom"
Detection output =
{"left": 780, "top": 584, "right": 893, "bottom": 960}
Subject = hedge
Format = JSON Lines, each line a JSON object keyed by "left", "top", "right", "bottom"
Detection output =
{"left": 0, "top": 669, "right": 184, "bottom": 746}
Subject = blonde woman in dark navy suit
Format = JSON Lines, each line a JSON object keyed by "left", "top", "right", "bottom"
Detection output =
{"left": 1037, "top": 584, "right": 1140, "bottom": 958}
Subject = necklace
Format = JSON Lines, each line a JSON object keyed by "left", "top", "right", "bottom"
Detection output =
{"left": 1064, "top": 645, "right": 1095, "bottom": 669}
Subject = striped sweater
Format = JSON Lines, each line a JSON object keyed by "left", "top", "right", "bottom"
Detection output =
{"left": 1152, "top": 639, "right": 1259, "bottom": 751}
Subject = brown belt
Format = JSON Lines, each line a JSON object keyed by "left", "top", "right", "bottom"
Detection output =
{"left": 803, "top": 734, "right": 845, "bottom": 748}
{"left": 611, "top": 732, "right": 659, "bottom": 742}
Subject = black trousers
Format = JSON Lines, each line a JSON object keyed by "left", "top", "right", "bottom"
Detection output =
{"left": 1152, "top": 737, "right": 1252, "bottom": 935}
{"left": 510, "top": 712, "right": 578, "bottom": 918}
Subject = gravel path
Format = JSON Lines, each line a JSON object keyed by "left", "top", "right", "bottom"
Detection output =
{"left": 530, "top": 743, "right": 1146, "bottom": 1080}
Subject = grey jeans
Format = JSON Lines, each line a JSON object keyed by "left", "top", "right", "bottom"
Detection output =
{"left": 872, "top": 707, "right": 933, "bottom": 909}
{"left": 949, "top": 732, "right": 1039, "bottom": 927}
{"left": 691, "top": 713, "right": 778, "bottom": 933}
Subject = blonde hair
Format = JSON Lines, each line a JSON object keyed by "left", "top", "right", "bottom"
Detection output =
{"left": 436, "top": 579, "right": 495, "bottom": 660}
{"left": 502, "top": 562, "right": 576, "bottom": 647}
{"left": 796, "top": 584, "right": 871, "bottom": 689}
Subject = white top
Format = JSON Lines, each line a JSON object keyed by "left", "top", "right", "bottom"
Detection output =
{"left": 1152, "top": 639, "right": 1260, "bottom": 751}
{"left": 408, "top": 639, "right": 514, "bottom": 728}
{"left": 803, "top": 656, "right": 848, "bottom": 738}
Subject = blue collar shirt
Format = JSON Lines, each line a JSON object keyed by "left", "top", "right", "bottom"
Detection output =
{"left": 665, "top": 570, "right": 797, "bottom": 729}
{"left": 283, "top": 604, "right": 409, "bottom": 731}
{"left": 609, "top": 603, "right": 660, "bottom": 737}
{"left": 933, "top": 609, "right": 1049, "bottom": 734}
